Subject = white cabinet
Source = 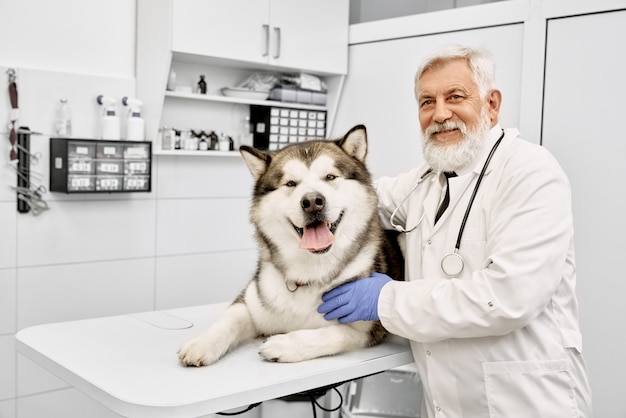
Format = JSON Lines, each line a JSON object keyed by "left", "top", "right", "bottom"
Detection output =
{"left": 137, "top": 0, "right": 348, "bottom": 152}
{"left": 171, "top": 0, "right": 270, "bottom": 66}
{"left": 264, "top": 0, "right": 348, "bottom": 74}
{"left": 541, "top": 10, "right": 626, "bottom": 417}
{"left": 170, "top": 0, "right": 349, "bottom": 75}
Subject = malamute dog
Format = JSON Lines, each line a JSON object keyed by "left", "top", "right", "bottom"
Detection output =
{"left": 178, "top": 125, "right": 403, "bottom": 367}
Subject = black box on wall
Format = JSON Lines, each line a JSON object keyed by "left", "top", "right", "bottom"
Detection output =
{"left": 50, "top": 138, "right": 152, "bottom": 193}
{"left": 249, "top": 105, "right": 327, "bottom": 151}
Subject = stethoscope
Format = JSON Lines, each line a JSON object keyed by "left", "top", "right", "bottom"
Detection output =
{"left": 390, "top": 130, "right": 505, "bottom": 277}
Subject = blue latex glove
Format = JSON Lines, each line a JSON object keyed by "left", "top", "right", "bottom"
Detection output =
{"left": 318, "top": 272, "right": 392, "bottom": 323}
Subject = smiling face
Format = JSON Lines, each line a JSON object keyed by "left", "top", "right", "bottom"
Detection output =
{"left": 240, "top": 128, "right": 376, "bottom": 263}
{"left": 416, "top": 58, "right": 501, "bottom": 172}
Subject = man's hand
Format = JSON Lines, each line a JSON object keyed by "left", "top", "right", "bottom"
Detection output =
{"left": 318, "top": 272, "right": 392, "bottom": 323}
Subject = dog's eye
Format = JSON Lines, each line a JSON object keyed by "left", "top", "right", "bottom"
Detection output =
{"left": 326, "top": 174, "right": 337, "bottom": 181}
{"left": 285, "top": 180, "right": 297, "bottom": 187}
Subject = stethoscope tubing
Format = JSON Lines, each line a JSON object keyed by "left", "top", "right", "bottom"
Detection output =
{"left": 452, "top": 130, "right": 504, "bottom": 251}
{"left": 389, "top": 168, "right": 433, "bottom": 233}
{"left": 389, "top": 130, "right": 505, "bottom": 276}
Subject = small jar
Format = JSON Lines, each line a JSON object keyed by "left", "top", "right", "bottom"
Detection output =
{"left": 218, "top": 133, "right": 229, "bottom": 151}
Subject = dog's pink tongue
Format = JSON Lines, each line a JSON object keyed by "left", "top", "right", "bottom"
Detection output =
{"left": 299, "top": 223, "right": 334, "bottom": 250}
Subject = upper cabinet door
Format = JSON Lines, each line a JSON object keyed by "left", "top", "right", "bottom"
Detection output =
{"left": 268, "top": 0, "right": 349, "bottom": 74}
{"left": 171, "top": 0, "right": 270, "bottom": 64}
{"left": 169, "top": 0, "right": 348, "bottom": 75}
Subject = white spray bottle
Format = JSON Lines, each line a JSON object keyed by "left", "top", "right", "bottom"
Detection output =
{"left": 96, "top": 95, "right": 120, "bottom": 140}
{"left": 122, "top": 96, "right": 144, "bottom": 141}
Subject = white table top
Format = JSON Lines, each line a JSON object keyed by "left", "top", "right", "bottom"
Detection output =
{"left": 15, "top": 303, "right": 413, "bottom": 418}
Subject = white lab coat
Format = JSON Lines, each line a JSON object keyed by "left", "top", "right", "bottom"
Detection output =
{"left": 376, "top": 126, "right": 592, "bottom": 417}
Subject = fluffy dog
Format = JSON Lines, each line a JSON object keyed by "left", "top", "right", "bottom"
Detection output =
{"left": 178, "top": 125, "right": 403, "bottom": 366}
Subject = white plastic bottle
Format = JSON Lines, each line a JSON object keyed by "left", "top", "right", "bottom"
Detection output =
{"left": 97, "top": 95, "right": 120, "bottom": 140}
{"left": 122, "top": 97, "right": 144, "bottom": 140}
{"left": 56, "top": 98, "right": 72, "bottom": 137}
{"left": 102, "top": 109, "right": 121, "bottom": 140}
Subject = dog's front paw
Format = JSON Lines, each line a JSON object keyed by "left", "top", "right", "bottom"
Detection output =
{"left": 259, "top": 331, "right": 331, "bottom": 363}
{"left": 259, "top": 333, "right": 306, "bottom": 363}
{"left": 177, "top": 335, "right": 223, "bottom": 367}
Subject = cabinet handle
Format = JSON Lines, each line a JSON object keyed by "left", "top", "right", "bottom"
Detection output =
{"left": 273, "top": 27, "right": 281, "bottom": 59}
{"left": 262, "top": 24, "right": 270, "bottom": 57}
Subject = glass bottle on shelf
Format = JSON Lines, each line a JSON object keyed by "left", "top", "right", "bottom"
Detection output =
{"left": 167, "top": 70, "right": 176, "bottom": 91}
{"left": 240, "top": 116, "right": 254, "bottom": 147}
{"left": 56, "top": 98, "right": 72, "bottom": 137}
{"left": 209, "top": 131, "right": 218, "bottom": 150}
{"left": 197, "top": 75, "right": 207, "bottom": 94}
{"left": 161, "top": 126, "right": 173, "bottom": 150}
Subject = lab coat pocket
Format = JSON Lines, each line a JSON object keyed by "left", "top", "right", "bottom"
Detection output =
{"left": 483, "top": 359, "right": 578, "bottom": 418}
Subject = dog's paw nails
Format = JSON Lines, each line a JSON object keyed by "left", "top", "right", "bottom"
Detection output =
{"left": 259, "top": 353, "right": 279, "bottom": 362}
{"left": 258, "top": 334, "right": 307, "bottom": 363}
{"left": 257, "top": 350, "right": 278, "bottom": 362}
{"left": 178, "top": 342, "right": 214, "bottom": 367}
{"left": 178, "top": 353, "right": 205, "bottom": 367}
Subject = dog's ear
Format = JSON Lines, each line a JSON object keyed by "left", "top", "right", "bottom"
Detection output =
{"left": 337, "top": 124, "right": 368, "bottom": 163}
{"left": 240, "top": 146, "right": 271, "bottom": 180}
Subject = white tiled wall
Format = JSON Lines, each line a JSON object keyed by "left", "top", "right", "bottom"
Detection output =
{"left": 155, "top": 249, "right": 258, "bottom": 310}
{"left": 17, "top": 259, "right": 156, "bottom": 329}
{"left": 17, "top": 199, "right": 158, "bottom": 267}
{"left": 0, "top": 2, "right": 259, "bottom": 417}
{"left": 0, "top": 204, "right": 17, "bottom": 270}
{"left": 0, "top": 336, "right": 16, "bottom": 401}
{"left": 0, "top": 270, "right": 16, "bottom": 335}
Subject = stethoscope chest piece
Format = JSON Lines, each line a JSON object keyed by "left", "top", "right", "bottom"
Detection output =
{"left": 441, "top": 251, "right": 464, "bottom": 277}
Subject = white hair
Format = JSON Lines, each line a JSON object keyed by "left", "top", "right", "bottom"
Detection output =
{"left": 414, "top": 44, "right": 496, "bottom": 98}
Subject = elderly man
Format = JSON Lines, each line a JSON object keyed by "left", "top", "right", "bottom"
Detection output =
{"left": 319, "top": 44, "right": 593, "bottom": 417}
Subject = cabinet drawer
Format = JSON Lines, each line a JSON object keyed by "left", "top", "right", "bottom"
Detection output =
{"left": 67, "top": 175, "right": 96, "bottom": 192}
{"left": 125, "top": 160, "right": 150, "bottom": 175}
{"left": 96, "top": 143, "right": 124, "bottom": 159}
{"left": 68, "top": 142, "right": 96, "bottom": 158}
{"left": 96, "top": 160, "right": 124, "bottom": 175}
{"left": 96, "top": 175, "right": 124, "bottom": 192}
{"left": 124, "top": 175, "right": 151, "bottom": 192}
{"left": 67, "top": 158, "right": 96, "bottom": 174}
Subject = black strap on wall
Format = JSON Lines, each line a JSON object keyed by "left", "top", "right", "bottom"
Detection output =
{"left": 17, "top": 127, "right": 31, "bottom": 213}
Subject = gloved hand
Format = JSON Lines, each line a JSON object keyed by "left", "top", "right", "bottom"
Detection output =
{"left": 318, "top": 272, "right": 392, "bottom": 323}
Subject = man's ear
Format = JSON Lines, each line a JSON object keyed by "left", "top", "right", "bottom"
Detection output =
{"left": 486, "top": 89, "right": 502, "bottom": 126}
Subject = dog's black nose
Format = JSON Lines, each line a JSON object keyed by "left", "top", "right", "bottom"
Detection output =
{"left": 301, "top": 193, "right": 325, "bottom": 213}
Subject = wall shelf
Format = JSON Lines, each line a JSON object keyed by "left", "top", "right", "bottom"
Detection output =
{"left": 153, "top": 149, "right": 241, "bottom": 157}
{"left": 164, "top": 90, "right": 327, "bottom": 111}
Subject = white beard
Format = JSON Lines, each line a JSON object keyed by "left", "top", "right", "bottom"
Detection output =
{"left": 422, "top": 109, "right": 491, "bottom": 173}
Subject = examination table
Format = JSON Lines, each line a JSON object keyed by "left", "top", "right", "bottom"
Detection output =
{"left": 15, "top": 303, "right": 413, "bottom": 417}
